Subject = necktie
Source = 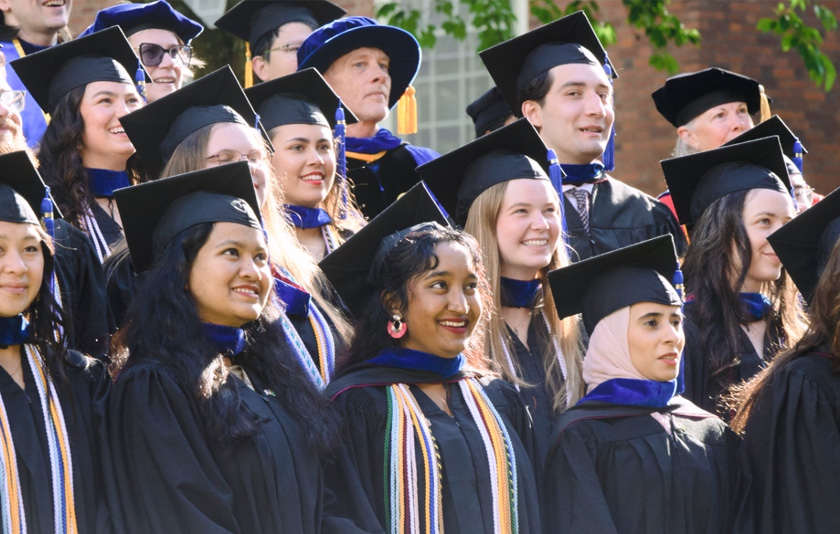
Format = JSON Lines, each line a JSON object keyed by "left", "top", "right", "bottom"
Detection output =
{"left": 573, "top": 188, "right": 590, "bottom": 234}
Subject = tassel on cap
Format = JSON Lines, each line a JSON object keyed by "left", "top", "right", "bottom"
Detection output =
{"left": 547, "top": 149, "right": 570, "bottom": 249}
{"left": 793, "top": 138, "right": 804, "bottom": 174}
{"left": 135, "top": 61, "right": 147, "bottom": 103}
{"left": 673, "top": 263, "right": 686, "bottom": 394}
{"left": 245, "top": 42, "right": 253, "bottom": 89}
{"left": 758, "top": 84, "right": 771, "bottom": 123}
{"left": 41, "top": 187, "right": 56, "bottom": 296}
{"left": 335, "top": 102, "right": 347, "bottom": 219}
{"left": 397, "top": 85, "right": 417, "bottom": 135}
{"left": 602, "top": 54, "right": 615, "bottom": 172}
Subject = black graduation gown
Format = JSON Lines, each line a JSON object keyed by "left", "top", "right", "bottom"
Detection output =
{"left": 545, "top": 397, "right": 749, "bottom": 534}
{"left": 90, "top": 199, "right": 124, "bottom": 251}
{"left": 0, "top": 348, "right": 111, "bottom": 534}
{"left": 107, "top": 360, "right": 327, "bottom": 534}
{"left": 324, "top": 366, "right": 542, "bottom": 534}
{"left": 740, "top": 351, "right": 840, "bottom": 533}
{"left": 564, "top": 177, "right": 687, "bottom": 262}
{"left": 348, "top": 145, "right": 431, "bottom": 220}
{"left": 682, "top": 302, "right": 777, "bottom": 418}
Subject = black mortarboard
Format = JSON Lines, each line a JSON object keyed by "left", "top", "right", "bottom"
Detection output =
{"left": 215, "top": 0, "right": 346, "bottom": 51}
{"left": 661, "top": 137, "right": 791, "bottom": 226}
{"left": 10, "top": 27, "right": 148, "bottom": 113}
{"left": 548, "top": 235, "right": 681, "bottom": 334}
{"left": 244, "top": 67, "right": 356, "bottom": 130}
{"left": 80, "top": 0, "right": 203, "bottom": 43}
{"left": 0, "top": 151, "right": 61, "bottom": 224}
{"left": 465, "top": 86, "right": 512, "bottom": 138}
{"left": 417, "top": 118, "right": 553, "bottom": 226}
{"left": 115, "top": 162, "right": 261, "bottom": 273}
{"left": 722, "top": 115, "right": 807, "bottom": 160}
{"left": 120, "top": 66, "right": 272, "bottom": 179}
{"left": 767, "top": 186, "right": 840, "bottom": 305}
{"left": 480, "top": 10, "right": 616, "bottom": 117}
{"left": 652, "top": 67, "right": 761, "bottom": 127}
{"left": 319, "top": 182, "right": 450, "bottom": 317}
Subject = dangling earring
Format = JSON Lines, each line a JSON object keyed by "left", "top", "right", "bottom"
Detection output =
{"left": 387, "top": 314, "right": 407, "bottom": 339}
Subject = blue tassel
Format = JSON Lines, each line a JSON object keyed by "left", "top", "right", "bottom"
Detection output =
{"left": 135, "top": 63, "right": 147, "bottom": 103}
{"left": 602, "top": 54, "right": 615, "bottom": 172}
{"left": 548, "top": 149, "right": 570, "bottom": 251}
{"left": 672, "top": 265, "right": 686, "bottom": 395}
{"left": 254, "top": 113, "right": 261, "bottom": 131}
{"left": 41, "top": 187, "right": 56, "bottom": 296}
{"left": 793, "top": 138, "right": 804, "bottom": 174}
{"left": 335, "top": 101, "right": 348, "bottom": 220}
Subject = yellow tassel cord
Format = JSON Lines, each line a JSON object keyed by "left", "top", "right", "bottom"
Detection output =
{"left": 758, "top": 84, "right": 771, "bottom": 123}
{"left": 244, "top": 42, "right": 253, "bottom": 89}
{"left": 397, "top": 85, "right": 417, "bottom": 135}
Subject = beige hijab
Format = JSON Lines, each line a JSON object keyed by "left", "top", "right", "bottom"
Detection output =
{"left": 582, "top": 306, "right": 647, "bottom": 394}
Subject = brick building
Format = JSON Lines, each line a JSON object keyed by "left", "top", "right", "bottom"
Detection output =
{"left": 68, "top": 0, "right": 838, "bottom": 196}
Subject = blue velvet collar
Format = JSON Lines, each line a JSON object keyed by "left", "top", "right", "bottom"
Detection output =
{"left": 285, "top": 205, "right": 332, "bottom": 229}
{"left": 368, "top": 347, "right": 465, "bottom": 378}
{"left": 578, "top": 377, "right": 677, "bottom": 408}
{"left": 274, "top": 277, "right": 311, "bottom": 317}
{"left": 0, "top": 315, "right": 31, "bottom": 347}
{"left": 740, "top": 292, "right": 773, "bottom": 322}
{"left": 345, "top": 128, "right": 403, "bottom": 154}
{"left": 87, "top": 168, "right": 131, "bottom": 198}
{"left": 560, "top": 162, "right": 606, "bottom": 186}
{"left": 202, "top": 323, "right": 246, "bottom": 357}
{"left": 500, "top": 277, "right": 541, "bottom": 308}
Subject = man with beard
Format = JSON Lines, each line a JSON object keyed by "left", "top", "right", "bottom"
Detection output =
{"left": 0, "top": 50, "right": 26, "bottom": 154}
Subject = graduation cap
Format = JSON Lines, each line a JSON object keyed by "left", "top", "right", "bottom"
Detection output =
{"left": 243, "top": 67, "right": 357, "bottom": 130}
{"left": 651, "top": 67, "right": 762, "bottom": 128}
{"left": 79, "top": 0, "right": 203, "bottom": 43}
{"left": 417, "top": 118, "right": 554, "bottom": 227}
{"left": 767, "top": 186, "right": 840, "bottom": 305}
{"left": 10, "top": 26, "right": 149, "bottom": 113}
{"left": 215, "top": 0, "right": 345, "bottom": 52}
{"left": 0, "top": 151, "right": 60, "bottom": 225}
{"left": 548, "top": 235, "right": 681, "bottom": 334}
{"left": 115, "top": 161, "right": 261, "bottom": 274}
{"left": 722, "top": 114, "right": 806, "bottom": 175}
{"left": 479, "top": 10, "right": 616, "bottom": 117}
{"left": 297, "top": 16, "right": 421, "bottom": 109}
{"left": 465, "top": 86, "right": 513, "bottom": 138}
{"left": 661, "top": 136, "right": 791, "bottom": 226}
{"left": 120, "top": 66, "right": 272, "bottom": 179}
{"left": 319, "top": 182, "right": 450, "bottom": 317}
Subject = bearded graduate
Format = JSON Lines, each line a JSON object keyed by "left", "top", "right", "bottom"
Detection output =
{"left": 319, "top": 185, "right": 542, "bottom": 533}
{"left": 544, "top": 236, "right": 750, "bottom": 533}
{"left": 0, "top": 152, "right": 110, "bottom": 533}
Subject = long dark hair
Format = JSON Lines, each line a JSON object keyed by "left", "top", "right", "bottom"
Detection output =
{"left": 37, "top": 86, "right": 145, "bottom": 227}
{"left": 682, "top": 189, "right": 805, "bottom": 394}
{"left": 732, "top": 236, "right": 840, "bottom": 433}
{"left": 341, "top": 225, "right": 493, "bottom": 373}
{"left": 111, "top": 223, "right": 340, "bottom": 453}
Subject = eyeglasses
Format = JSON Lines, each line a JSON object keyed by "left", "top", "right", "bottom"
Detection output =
{"left": 205, "top": 149, "right": 271, "bottom": 167}
{"left": 262, "top": 42, "right": 303, "bottom": 56}
{"left": 0, "top": 90, "right": 25, "bottom": 113}
{"left": 137, "top": 43, "right": 192, "bottom": 67}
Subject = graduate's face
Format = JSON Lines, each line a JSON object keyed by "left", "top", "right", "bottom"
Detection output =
{"left": 678, "top": 101, "right": 753, "bottom": 152}
{"left": 0, "top": 221, "right": 43, "bottom": 317}
{"left": 324, "top": 47, "right": 391, "bottom": 124}
{"left": 522, "top": 63, "right": 614, "bottom": 165}
{"left": 253, "top": 22, "right": 313, "bottom": 82}
{"left": 737, "top": 188, "right": 796, "bottom": 293}
{"left": 204, "top": 122, "right": 270, "bottom": 209}
{"left": 0, "top": 74, "right": 26, "bottom": 155}
{"left": 79, "top": 81, "right": 143, "bottom": 170}
{"left": 0, "top": 0, "right": 71, "bottom": 44}
{"left": 495, "top": 179, "right": 561, "bottom": 281}
{"left": 188, "top": 222, "right": 271, "bottom": 328}
{"left": 627, "top": 302, "right": 684, "bottom": 382}
{"left": 270, "top": 123, "right": 336, "bottom": 208}
{"left": 128, "top": 29, "right": 187, "bottom": 103}
{"left": 399, "top": 242, "right": 482, "bottom": 359}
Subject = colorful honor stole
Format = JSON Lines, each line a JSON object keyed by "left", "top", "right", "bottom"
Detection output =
{"left": 0, "top": 345, "right": 78, "bottom": 534}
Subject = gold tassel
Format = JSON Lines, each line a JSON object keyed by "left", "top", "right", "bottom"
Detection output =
{"left": 758, "top": 84, "right": 771, "bottom": 123}
{"left": 244, "top": 42, "right": 253, "bottom": 89}
{"left": 397, "top": 85, "right": 417, "bottom": 135}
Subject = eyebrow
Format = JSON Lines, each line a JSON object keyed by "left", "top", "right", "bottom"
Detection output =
{"left": 92, "top": 91, "right": 119, "bottom": 98}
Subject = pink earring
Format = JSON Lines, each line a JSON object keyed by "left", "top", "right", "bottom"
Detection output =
{"left": 387, "top": 314, "right": 407, "bottom": 339}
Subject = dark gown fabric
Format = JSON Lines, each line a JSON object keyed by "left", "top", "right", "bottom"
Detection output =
{"left": 324, "top": 366, "right": 542, "bottom": 534}
{"left": 0, "top": 348, "right": 111, "bottom": 534}
{"left": 107, "top": 360, "right": 328, "bottom": 534}
{"left": 682, "top": 302, "right": 778, "bottom": 418}
{"left": 741, "top": 351, "right": 840, "bottom": 534}
{"left": 53, "top": 220, "right": 113, "bottom": 358}
{"left": 89, "top": 200, "right": 124, "bottom": 250}
{"left": 564, "top": 177, "right": 687, "bottom": 262}
{"left": 545, "top": 397, "right": 750, "bottom": 534}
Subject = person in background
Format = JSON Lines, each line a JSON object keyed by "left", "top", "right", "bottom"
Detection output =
{"left": 216, "top": 0, "right": 345, "bottom": 84}
{"left": 466, "top": 85, "right": 514, "bottom": 138}
{"left": 297, "top": 16, "right": 439, "bottom": 219}
{"left": 481, "top": 10, "right": 685, "bottom": 262}
{"left": 80, "top": 0, "right": 204, "bottom": 103}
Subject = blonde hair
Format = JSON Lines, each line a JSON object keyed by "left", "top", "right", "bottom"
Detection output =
{"left": 161, "top": 121, "right": 354, "bottom": 345}
{"left": 464, "top": 180, "right": 585, "bottom": 411}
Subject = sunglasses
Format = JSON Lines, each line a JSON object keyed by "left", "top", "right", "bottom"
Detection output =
{"left": 137, "top": 43, "right": 192, "bottom": 67}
